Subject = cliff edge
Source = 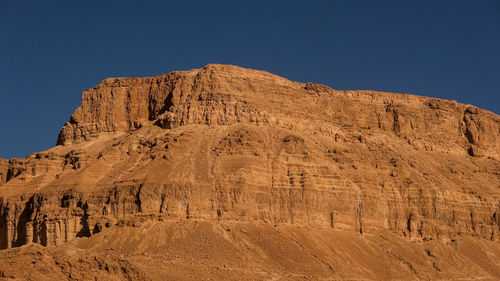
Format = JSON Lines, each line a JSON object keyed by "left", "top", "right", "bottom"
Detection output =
{"left": 0, "top": 64, "right": 499, "bottom": 280}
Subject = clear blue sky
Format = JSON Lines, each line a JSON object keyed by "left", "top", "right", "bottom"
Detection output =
{"left": 1, "top": 0, "right": 499, "bottom": 158}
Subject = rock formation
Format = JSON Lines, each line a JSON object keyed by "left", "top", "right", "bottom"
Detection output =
{"left": 0, "top": 64, "right": 499, "bottom": 280}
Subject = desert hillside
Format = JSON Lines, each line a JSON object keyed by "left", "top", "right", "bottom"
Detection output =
{"left": 0, "top": 64, "right": 499, "bottom": 280}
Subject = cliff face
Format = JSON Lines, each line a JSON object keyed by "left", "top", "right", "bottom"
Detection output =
{"left": 0, "top": 159, "right": 8, "bottom": 183}
{"left": 1, "top": 64, "right": 500, "bottom": 280}
{"left": 57, "top": 64, "right": 499, "bottom": 158}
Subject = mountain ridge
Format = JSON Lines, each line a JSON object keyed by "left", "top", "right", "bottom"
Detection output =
{"left": 0, "top": 64, "right": 499, "bottom": 280}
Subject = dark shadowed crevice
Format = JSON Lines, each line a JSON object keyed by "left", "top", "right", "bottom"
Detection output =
{"left": 76, "top": 202, "right": 91, "bottom": 238}
{"left": 151, "top": 92, "right": 175, "bottom": 129}
{"left": 13, "top": 198, "right": 34, "bottom": 247}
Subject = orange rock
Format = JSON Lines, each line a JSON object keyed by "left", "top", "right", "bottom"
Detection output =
{"left": 0, "top": 64, "right": 499, "bottom": 280}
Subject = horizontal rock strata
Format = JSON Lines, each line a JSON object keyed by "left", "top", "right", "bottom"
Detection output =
{"left": 1, "top": 64, "right": 499, "bottom": 251}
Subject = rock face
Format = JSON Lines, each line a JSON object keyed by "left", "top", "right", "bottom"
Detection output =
{"left": 1, "top": 64, "right": 500, "bottom": 280}
{"left": 0, "top": 159, "right": 8, "bottom": 183}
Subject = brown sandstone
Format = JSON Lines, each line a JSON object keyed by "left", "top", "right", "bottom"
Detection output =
{"left": 0, "top": 64, "right": 499, "bottom": 280}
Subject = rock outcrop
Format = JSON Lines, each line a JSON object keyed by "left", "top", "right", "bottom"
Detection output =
{"left": 57, "top": 65, "right": 499, "bottom": 158}
{"left": 0, "top": 159, "right": 8, "bottom": 184}
{"left": 1, "top": 64, "right": 499, "bottom": 280}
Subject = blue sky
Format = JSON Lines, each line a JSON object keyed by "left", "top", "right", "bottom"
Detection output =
{"left": 1, "top": 0, "right": 499, "bottom": 158}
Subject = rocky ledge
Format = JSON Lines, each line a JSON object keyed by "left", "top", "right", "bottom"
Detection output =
{"left": 1, "top": 64, "right": 499, "bottom": 251}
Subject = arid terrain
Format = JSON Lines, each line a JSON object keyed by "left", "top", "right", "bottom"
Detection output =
{"left": 0, "top": 64, "right": 499, "bottom": 280}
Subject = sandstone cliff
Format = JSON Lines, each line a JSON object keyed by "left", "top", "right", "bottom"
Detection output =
{"left": 1, "top": 64, "right": 499, "bottom": 280}
{"left": 0, "top": 158, "right": 8, "bottom": 183}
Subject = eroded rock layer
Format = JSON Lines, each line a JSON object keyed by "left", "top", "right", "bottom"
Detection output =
{"left": 1, "top": 64, "right": 499, "bottom": 280}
